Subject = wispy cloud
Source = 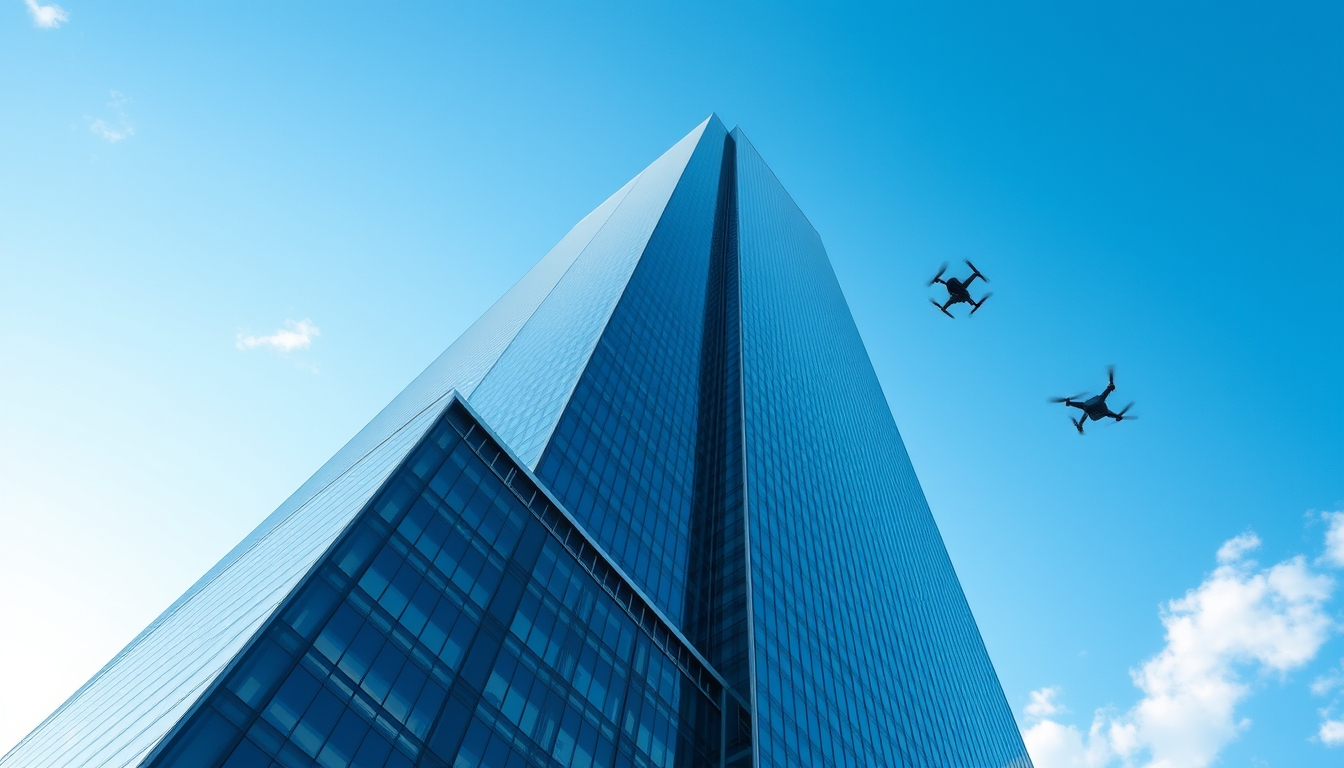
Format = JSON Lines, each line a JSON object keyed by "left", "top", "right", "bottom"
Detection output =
{"left": 24, "top": 0, "right": 68, "bottom": 28}
{"left": 1215, "top": 531, "right": 1261, "bottom": 564}
{"left": 1023, "top": 528, "right": 1335, "bottom": 768}
{"left": 1312, "top": 511, "right": 1344, "bottom": 746}
{"left": 1026, "top": 687, "right": 1066, "bottom": 719}
{"left": 1321, "top": 511, "right": 1344, "bottom": 568}
{"left": 1311, "top": 661, "right": 1344, "bottom": 697}
{"left": 88, "top": 91, "right": 133, "bottom": 143}
{"left": 236, "top": 319, "right": 320, "bottom": 353}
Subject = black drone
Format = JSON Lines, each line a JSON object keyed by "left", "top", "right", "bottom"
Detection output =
{"left": 1050, "top": 366, "right": 1135, "bottom": 434}
{"left": 929, "top": 260, "right": 992, "bottom": 318}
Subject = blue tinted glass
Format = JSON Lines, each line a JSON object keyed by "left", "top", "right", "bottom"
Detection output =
{"left": 126, "top": 401, "right": 734, "bottom": 768}
{"left": 469, "top": 118, "right": 716, "bottom": 469}
{"left": 5, "top": 118, "right": 1029, "bottom": 768}
{"left": 734, "top": 128, "right": 1030, "bottom": 767}
{"left": 0, "top": 116, "right": 649, "bottom": 768}
{"left": 537, "top": 116, "right": 729, "bottom": 628}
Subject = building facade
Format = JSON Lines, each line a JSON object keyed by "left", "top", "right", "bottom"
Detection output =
{"left": 1, "top": 117, "right": 1032, "bottom": 768}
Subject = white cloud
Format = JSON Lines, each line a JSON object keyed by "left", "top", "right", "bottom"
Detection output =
{"left": 1322, "top": 512, "right": 1344, "bottom": 568}
{"left": 1312, "top": 515, "right": 1344, "bottom": 744}
{"left": 24, "top": 0, "right": 68, "bottom": 28}
{"left": 1024, "top": 531, "right": 1335, "bottom": 768}
{"left": 1311, "top": 661, "right": 1344, "bottom": 697}
{"left": 1022, "top": 710, "right": 1115, "bottom": 768}
{"left": 1021, "top": 689, "right": 1114, "bottom": 768}
{"left": 236, "top": 319, "right": 320, "bottom": 353}
{"left": 88, "top": 119, "right": 130, "bottom": 143}
{"left": 1321, "top": 716, "right": 1344, "bottom": 746}
{"left": 88, "top": 91, "right": 133, "bottom": 143}
{"left": 1215, "top": 531, "right": 1259, "bottom": 565}
{"left": 1027, "top": 687, "right": 1066, "bottom": 719}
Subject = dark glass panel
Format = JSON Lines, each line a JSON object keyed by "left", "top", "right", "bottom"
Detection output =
{"left": 262, "top": 668, "right": 322, "bottom": 735}
{"left": 156, "top": 709, "right": 240, "bottom": 768}
{"left": 228, "top": 639, "right": 295, "bottom": 710}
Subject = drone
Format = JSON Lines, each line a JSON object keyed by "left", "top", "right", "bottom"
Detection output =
{"left": 1050, "top": 366, "right": 1135, "bottom": 434}
{"left": 929, "top": 260, "right": 992, "bottom": 318}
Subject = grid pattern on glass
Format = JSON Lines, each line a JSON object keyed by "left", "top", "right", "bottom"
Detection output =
{"left": 681, "top": 132, "right": 750, "bottom": 702}
{"left": 469, "top": 118, "right": 715, "bottom": 470}
{"left": 536, "top": 116, "right": 729, "bottom": 631}
{"left": 180, "top": 170, "right": 636, "bottom": 620}
{"left": 1, "top": 151, "right": 640, "bottom": 768}
{"left": 733, "top": 128, "right": 1032, "bottom": 768}
{"left": 0, "top": 398, "right": 452, "bottom": 768}
{"left": 141, "top": 397, "right": 744, "bottom": 768}
{"left": 3, "top": 115, "right": 1033, "bottom": 768}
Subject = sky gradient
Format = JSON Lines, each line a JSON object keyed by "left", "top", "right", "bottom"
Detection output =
{"left": 2, "top": 3, "right": 1341, "bottom": 766}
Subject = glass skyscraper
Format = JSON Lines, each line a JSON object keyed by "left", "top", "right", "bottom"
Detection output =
{"left": 2, "top": 116, "right": 1032, "bottom": 768}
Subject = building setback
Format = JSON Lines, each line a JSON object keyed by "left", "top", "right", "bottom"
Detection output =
{"left": 1, "top": 116, "right": 1033, "bottom": 768}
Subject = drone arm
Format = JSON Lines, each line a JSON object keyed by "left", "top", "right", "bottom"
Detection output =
{"left": 964, "top": 260, "right": 988, "bottom": 283}
{"left": 969, "top": 292, "right": 992, "bottom": 315}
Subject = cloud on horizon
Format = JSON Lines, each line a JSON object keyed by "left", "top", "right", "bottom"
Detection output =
{"left": 1023, "top": 529, "right": 1335, "bottom": 768}
{"left": 236, "top": 319, "right": 320, "bottom": 353}
{"left": 24, "top": 0, "right": 67, "bottom": 28}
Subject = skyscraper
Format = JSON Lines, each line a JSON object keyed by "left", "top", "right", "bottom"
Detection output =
{"left": 2, "top": 116, "right": 1032, "bottom": 768}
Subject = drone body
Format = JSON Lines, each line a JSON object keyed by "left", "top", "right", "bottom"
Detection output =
{"left": 929, "top": 260, "right": 992, "bottom": 318}
{"left": 1051, "top": 367, "right": 1135, "bottom": 434}
{"left": 921, "top": 259, "right": 1137, "bottom": 434}
{"left": 930, "top": 260, "right": 1139, "bottom": 435}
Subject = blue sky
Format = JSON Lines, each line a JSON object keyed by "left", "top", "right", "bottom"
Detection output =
{"left": 1, "top": 2, "right": 1340, "bottom": 766}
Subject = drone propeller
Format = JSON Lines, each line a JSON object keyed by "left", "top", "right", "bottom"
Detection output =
{"left": 965, "top": 259, "right": 988, "bottom": 282}
{"left": 929, "top": 299, "right": 955, "bottom": 318}
{"left": 1049, "top": 392, "right": 1088, "bottom": 403}
{"left": 928, "top": 262, "right": 949, "bottom": 286}
{"left": 1115, "top": 402, "right": 1135, "bottom": 420}
{"left": 1107, "top": 365, "right": 1116, "bottom": 387}
{"left": 1072, "top": 416, "right": 1086, "bottom": 435}
{"left": 969, "top": 292, "right": 993, "bottom": 316}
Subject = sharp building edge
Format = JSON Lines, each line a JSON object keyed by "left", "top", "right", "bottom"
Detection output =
{"left": 2, "top": 117, "right": 1032, "bottom": 768}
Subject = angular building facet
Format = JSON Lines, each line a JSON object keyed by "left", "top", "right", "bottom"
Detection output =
{"left": 1, "top": 116, "right": 1032, "bottom": 768}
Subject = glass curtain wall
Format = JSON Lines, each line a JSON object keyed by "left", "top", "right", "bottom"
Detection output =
{"left": 144, "top": 399, "right": 745, "bottom": 768}
{"left": 2, "top": 116, "right": 1032, "bottom": 768}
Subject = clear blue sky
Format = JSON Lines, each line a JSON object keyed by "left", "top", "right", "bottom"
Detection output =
{"left": 1, "top": 2, "right": 1340, "bottom": 766}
